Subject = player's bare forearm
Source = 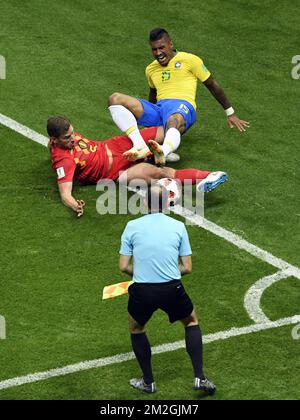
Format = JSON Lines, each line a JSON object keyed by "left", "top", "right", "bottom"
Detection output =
{"left": 58, "top": 182, "right": 85, "bottom": 217}
{"left": 204, "top": 76, "right": 250, "bottom": 132}
{"left": 148, "top": 88, "right": 157, "bottom": 104}
{"left": 204, "top": 76, "right": 231, "bottom": 109}
{"left": 62, "top": 195, "right": 84, "bottom": 213}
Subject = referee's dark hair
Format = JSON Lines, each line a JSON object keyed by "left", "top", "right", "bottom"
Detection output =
{"left": 149, "top": 28, "right": 170, "bottom": 42}
{"left": 146, "top": 183, "right": 169, "bottom": 213}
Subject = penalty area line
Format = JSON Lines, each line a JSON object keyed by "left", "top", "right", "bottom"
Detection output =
{"left": 0, "top": 315, "right": 299, "bottom": 391}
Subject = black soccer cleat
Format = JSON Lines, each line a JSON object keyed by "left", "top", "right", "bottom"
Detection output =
{"left": 129, "top": 378, "right": 157, "bottom": 394}
{"left": 194, "top": 377, "right": 216, "bottom": 395}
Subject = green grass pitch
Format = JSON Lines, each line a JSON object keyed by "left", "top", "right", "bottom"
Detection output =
{"left": 0, "top": 0, "right": 299, "bottom": 400}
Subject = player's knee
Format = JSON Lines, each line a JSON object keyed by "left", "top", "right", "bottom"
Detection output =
{"left": 153, "top": 168, "right": 168, "bottom": 180}
{"left": 158, "top": 167, "right": 175, "bottom": 179}
{"left": 167, "top": 115, "right": 179, "bottom": 127}
{"left": 149, "top": 167, "right": 174, "bottom": 181}
{"left": 108, "top": 92, "right": 124, "bottom": 106}
{"left": 167, "top": 114, "right": 185, "bottom": 132}
{"left": 142, "top": 167, "right": 164, "bottom": 181}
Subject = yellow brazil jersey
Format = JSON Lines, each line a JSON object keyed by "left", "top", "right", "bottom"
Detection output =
{"left": 145, "top": 51, "right": 211, "bottom": 109}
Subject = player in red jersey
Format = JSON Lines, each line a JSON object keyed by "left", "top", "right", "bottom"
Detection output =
{"left": 48, "top": 116, "right": 228, "bottom": 217}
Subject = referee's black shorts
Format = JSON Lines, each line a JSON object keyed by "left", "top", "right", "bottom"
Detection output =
{"left": 128, "top": 280, "right": 194, "bottom": 326}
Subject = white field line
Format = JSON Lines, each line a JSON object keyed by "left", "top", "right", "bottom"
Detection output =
{"left": 0, "top": 113, "right": 48, "bottom": 147}
{"left": 1, "top": 113, "right": 300, "bottom": 391}
{"left": 172, "top": 206, "right": 300, "bottom": 280}
{"left": 243, "top": 270, "right": 293, "bottom": 323}
{"left": 0, "top": 315, "right": 300, "bottom": 391}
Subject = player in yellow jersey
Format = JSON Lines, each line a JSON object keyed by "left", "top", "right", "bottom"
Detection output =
{"left": 108, "top": 28, "right": 249, "bottom": 165}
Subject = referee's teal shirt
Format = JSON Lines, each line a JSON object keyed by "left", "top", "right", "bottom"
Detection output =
{"left": 120, "top": 213, "right": 192, "bottom": 283}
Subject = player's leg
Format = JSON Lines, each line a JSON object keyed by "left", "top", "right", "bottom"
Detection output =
{"left": 104, "top": 127, "right": 164, "bottom": 157}
{"left": 108, "top": 93, "right": 163, "bottom": 161}
{"left": 174, "top": 168, "right": 228, "bottom": 192}
{"left": 163, "top": 100, "right": 196, "bottom": 158}
{"left": 163, "top": 112, "right": 186, "bottom": 155}
{"left": 148, "top": 112, "right": 185, "bottom": 166}
{"left": 109, "top": 92, "right": 145, "bottom": 119}
{"left": 154, "top": 126, "right": 165, "bottom": 144}
{"left": 119, "top": 163, "right": 227, "bottom": 192}
{"left": 119, "top": 126, "right": 165, "bottom": 161}
{"left": 108, "top": 93, "right": 149, "bottom": 152}
{"left": 118, "top": 163, "right": 175, "bottom": 186}
{"left": 118, "top": 163, "right": 216, "bottom": 189}
{"left": 166, "top": 112, "right": 187, "bottom": 132}
{"left": 123, "top": 126, "right": 165, "bottom": 162}
{"left": 148, "top": 100, "right": 196, "bottom": 165}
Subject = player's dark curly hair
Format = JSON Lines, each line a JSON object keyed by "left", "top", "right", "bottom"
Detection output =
{"left": 47, "top": 115, "right": 71, "bottom": 138}
{"left": 149, "top": 28, "right": 170, "bottom": 42}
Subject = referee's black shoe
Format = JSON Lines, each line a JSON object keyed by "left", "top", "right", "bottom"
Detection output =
{"left": 194, "top": 377, "right": 216, "bottom": 395}
{"left": 130, "top": 378, "right": 157, "bottom": 394}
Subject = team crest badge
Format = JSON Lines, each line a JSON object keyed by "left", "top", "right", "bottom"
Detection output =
{"left": 175, "top": 62, "right": 182, "bottom": 69}
{"left": 78, "top": 139, "right": 88, "bottom": 150}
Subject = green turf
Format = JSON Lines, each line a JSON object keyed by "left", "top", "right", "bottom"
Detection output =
{"left": 0, "top": 0, "right": 299, "bottom": 400}
{"left": 0, "top": 326, "right": 298, "bottom": 400}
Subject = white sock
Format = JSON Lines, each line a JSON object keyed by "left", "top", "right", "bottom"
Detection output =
{"left": 108, "top": 105, "right": 147, "bottom": 150}
{"left": 161, "top": 127, "right": 181, "bottom": 156}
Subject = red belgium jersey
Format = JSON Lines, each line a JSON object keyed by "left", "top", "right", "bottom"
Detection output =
{"left": 51, "top": 133, "right": 109, "bottom": 184}
{"left": 50, "top": 127, "right": 158, "bottom": 184}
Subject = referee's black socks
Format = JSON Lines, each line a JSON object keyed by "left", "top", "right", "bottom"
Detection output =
{"left": 131, "top": 332, "right": 154, "bottom": 385}
{"left": 185, "top": 325, "right": 205, "bottom": 380}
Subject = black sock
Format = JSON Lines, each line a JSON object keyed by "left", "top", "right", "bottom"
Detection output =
{"left": 185, "top": 325, "right": 205, "bottom": 380}
{"left": 131, "top": 332, "right": 154, "bottom": 384}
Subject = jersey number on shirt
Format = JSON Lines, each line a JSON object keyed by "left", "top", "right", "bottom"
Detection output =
{"left": 179, "top": 104, "right": 189, "bottom": 114}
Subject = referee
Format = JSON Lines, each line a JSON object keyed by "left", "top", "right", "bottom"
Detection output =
{"left": 119, "top": 183, "right": 216, "bottom": 395}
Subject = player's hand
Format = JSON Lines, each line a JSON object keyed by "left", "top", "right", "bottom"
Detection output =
{"left": 76, "top": 200, "right": 86, "bottom": 218}
{"left": 227, "top": 114, "right": 250, "bottom": 132}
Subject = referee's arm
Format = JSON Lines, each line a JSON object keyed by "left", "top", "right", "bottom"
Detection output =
{"left": 119, "top": 223, "right": 134, "bottom": 277}
{"left": 179, "top": 256, "right": 192, "bottom": 276}
{"left": 119, "top": 255, "right": 133, "bottom": 277}
{"left": 179, "top": 225, "right": 192, "bottom": 276}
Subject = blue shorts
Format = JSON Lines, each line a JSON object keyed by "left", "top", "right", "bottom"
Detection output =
{"left": 137, "top": 99, "right": 196, "bottom": 131}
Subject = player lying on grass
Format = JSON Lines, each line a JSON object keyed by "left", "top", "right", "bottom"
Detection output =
{"left": 108, "top": 27, "right": 250, "bottom": 165}
{"left": 47, "top": 115, "right": 228, "bottom": 217}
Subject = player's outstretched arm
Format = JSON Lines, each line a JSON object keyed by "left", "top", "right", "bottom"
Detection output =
{"left": 58, "top": 182, "right": 86, "bottom": 218}
{"left": 203, "top": 76, "right": 250, "bottom": 132}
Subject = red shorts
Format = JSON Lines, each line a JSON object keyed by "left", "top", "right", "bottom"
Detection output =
{"left": 104, "top": 127, "right": 158, "bottom": 181}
